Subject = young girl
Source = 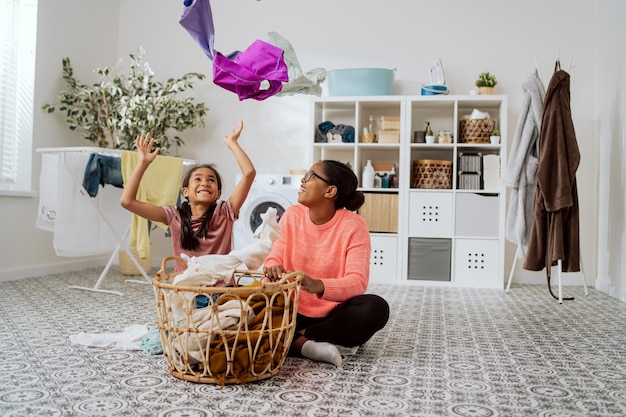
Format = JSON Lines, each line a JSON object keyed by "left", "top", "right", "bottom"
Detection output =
{"left": 120, "top": 120, "right": 256, "bottom": 272}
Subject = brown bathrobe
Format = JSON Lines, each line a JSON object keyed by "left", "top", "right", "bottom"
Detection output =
{"left": 523, "top": 64, "right": 581, "bottom": 298}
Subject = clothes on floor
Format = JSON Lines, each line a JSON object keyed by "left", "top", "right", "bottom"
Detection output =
{"left": 69, "top": 324, "right": 150, "bottom": 351}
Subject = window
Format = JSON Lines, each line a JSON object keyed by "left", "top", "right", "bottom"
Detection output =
{"left": 0, "top": 0, "right": 38, "bottom": 196}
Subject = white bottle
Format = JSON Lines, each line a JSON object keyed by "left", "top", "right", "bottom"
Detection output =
{"left": 362, "top": 160, "right": 375, "bottom": 189}
{"left": 368, "top": 115, "right": 377, "bottom": 135}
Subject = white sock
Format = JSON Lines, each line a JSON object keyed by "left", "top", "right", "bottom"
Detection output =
{"left": 301, "top": 340, "right": 343, "bottom": 368}
{"left": 335, "top": 345, "right": 359, "bottom": 356}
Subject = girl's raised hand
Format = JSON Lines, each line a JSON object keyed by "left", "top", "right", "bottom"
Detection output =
{"left": 135, "top": 132, "right": 159, "bottom": 163}
{"left": 224, "top": 120, "right": 244, "bottom": 146}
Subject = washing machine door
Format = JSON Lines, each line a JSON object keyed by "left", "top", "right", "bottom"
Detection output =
{"left": 233, "top": 193, "right": 291, "bottom": 250}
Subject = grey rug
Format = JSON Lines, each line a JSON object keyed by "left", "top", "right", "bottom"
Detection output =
{"left": 1, "top": 268, "right": 625, "bottom": 417}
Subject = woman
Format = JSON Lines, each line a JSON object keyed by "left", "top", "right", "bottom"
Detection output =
{"left": 264, "top": 160, "right": 389, "bottom": 367}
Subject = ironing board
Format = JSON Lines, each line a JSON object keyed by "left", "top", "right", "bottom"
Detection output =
{"left": 36, "top": 147, "right": 195, "bottom": 295}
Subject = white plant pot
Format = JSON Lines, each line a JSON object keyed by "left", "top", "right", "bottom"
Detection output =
{"left": 490, "top": 135, "right": 500, "bottom": 144}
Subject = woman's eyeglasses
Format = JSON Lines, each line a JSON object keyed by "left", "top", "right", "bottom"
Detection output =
{"left": 303, "top": 170, "right": 332, "bottom": 185}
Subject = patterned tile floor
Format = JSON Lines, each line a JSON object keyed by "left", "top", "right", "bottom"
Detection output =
{"left": 1, "top": 268, "right": 625, "bottom": 416}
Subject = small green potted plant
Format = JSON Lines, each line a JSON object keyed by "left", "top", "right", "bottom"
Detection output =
{"left": 43, "top": 47, "right": 209, "bottom": 155}
{"left": 490, "top": 129, "right": 501, "bottom": 144}
{"left": 475, "top": 72, "right": 497, "bottom": 95}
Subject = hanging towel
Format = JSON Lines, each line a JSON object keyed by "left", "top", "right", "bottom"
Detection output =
{"left": 39, "top": 151, "right": 129, "bottom": 257}
{"left": 121, "top": 152, "right": 184, "bottom": 258}
{"left": 179, "top": 0, "right": 289, "bottom": 101}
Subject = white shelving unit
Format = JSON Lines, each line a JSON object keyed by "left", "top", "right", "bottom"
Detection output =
{"left": 310, "top": 95, "right": 507, "bottom": 288}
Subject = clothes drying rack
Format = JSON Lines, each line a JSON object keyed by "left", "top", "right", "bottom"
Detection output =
{"left": 505, "top": 244, "right": 588, "bottom": 303}
{"left": 37, "top": 147, "right": 195, "bottom": 296}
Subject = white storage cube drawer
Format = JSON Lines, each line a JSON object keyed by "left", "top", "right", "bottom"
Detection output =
{"left": 369, "top": 234, "right": 397, "bottom": 281}
{"left": 455, "top": 193, "right": 500, "bottom": 237}
{"left": 408, "top": 192, "right": 453, "bottom": 237}
{"left": 453, "top": 239, "right": 500, "bottom": 288}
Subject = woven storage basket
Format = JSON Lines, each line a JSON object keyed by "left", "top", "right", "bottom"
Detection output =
{"left": 380, "top": 116, "right": 400, "bottom": 130}
{"left": 412, "top": 160, "right": 453, "bottom": 189}
{"left": 358, "top": 192, "right": 399, "bottom": 233}
{"left": 153, "top": 256, "right": 302, "bottom": 386}
{"left": 361, "top": 133, "right": 376, "bottom": 143}
{"left": 119, "top": 246, "right": 151, "bottom": 276}
{"left": 459, "top": 118, "right": 496, "bottom": 143}
{"left": 377, "top": 129, "right": 400, "bottom": 143}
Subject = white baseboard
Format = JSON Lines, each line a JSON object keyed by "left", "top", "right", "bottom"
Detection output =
{"left": 0, "top": 258, "right": 109, "bottom": 282}
{"left": 594, "top": 278, "right": 626, "bottom": 303}
{"left": 0, "top": 256, "right": 159, "bottom": 282}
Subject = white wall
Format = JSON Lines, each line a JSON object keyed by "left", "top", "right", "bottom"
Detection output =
{"left": 0, "top": 0, "right": 122, "bottom": 278}
{"left": 596, "top": 0, "right": 626, "bottom": 302}
{"left": 0, "top": 0, "right": 621, "bottom": 301}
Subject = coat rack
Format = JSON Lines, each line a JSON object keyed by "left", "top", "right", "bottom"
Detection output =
{"left": 505, "top": 245, "right": 588, "bottom": 303}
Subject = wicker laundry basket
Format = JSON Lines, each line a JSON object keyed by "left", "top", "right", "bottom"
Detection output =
{"left": 153, "top": 256, "right": 302, "bottom": 386}
{"left": 119, "top": 246, "right": 151, "bottom": 276}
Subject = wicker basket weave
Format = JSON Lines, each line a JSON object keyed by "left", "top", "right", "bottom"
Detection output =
{"left": 459, "top": 118, "right": 496, "bottom": 143}
{"left": 412, "top": 160, "right": 453, "bottom": 189}
{"left": 119, "top": 246, "right": 151, "bottom": 276}
{"left": 380, "top": 116, "right": 400, "bottom": 130}
{"left": 153, "top": 256, "right": 302, "bottom": 386}
{"left": 359, "top": 193, "right": 399, "bottom": 233}
{"left": 377, "top": 129, "right": 400, "bottom": 143}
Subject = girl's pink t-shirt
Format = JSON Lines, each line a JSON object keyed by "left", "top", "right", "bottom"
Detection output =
{"left": 163, "top": 200, "right": 236, "bottom": 271}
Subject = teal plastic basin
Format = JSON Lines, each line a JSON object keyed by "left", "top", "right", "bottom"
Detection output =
{"left": 327, "top": 68, "right": 395, "bottom": 96}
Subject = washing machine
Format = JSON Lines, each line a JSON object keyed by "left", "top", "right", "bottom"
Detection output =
{"left": 232, "top": 174, "right": 301, "bottom": 250}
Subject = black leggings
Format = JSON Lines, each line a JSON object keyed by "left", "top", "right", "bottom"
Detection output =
{"left": 295, "top": 294, "right": 389, "bottom": 347}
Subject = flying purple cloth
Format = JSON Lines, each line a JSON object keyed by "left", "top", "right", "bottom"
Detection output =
{"left": 179, "top": 0, "right": 289, "bottom": 101}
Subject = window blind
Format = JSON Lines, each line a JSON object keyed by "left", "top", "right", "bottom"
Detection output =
{"left": 0, "top": 0, "right": 38, "bottom": 194}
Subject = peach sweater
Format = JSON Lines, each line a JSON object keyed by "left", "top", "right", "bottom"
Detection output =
{"left": 264, "top": 204, "right": 371, "bottom": 317}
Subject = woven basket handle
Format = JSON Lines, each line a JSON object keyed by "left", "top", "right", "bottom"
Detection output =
{"left": 261, "top": 270, "right": 303, "bottom": 292}
{"left": 155, "top": 255, "right": 186, "bottom": 281}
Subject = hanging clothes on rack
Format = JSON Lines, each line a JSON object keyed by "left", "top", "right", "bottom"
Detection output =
{"left": 121, "top": 152, "right": 184, "bottom": 259}
{"left": 503, "top": 72, "right": 545, "bottom": 257}
{"left": 36, "top": 149, "right": 131, "bottom": 257}
{"left": 524, "top": 61, "right": 581, "bottom": 300}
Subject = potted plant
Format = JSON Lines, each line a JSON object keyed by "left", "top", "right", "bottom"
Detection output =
{"left": 43, "top": 47, "right": 209, "bottom": 155}
{"left": 490, "top": 129, "right": 501, "bottom": 144}
{"left": 475, "top": 72, "right": 497, "bottom": 95}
